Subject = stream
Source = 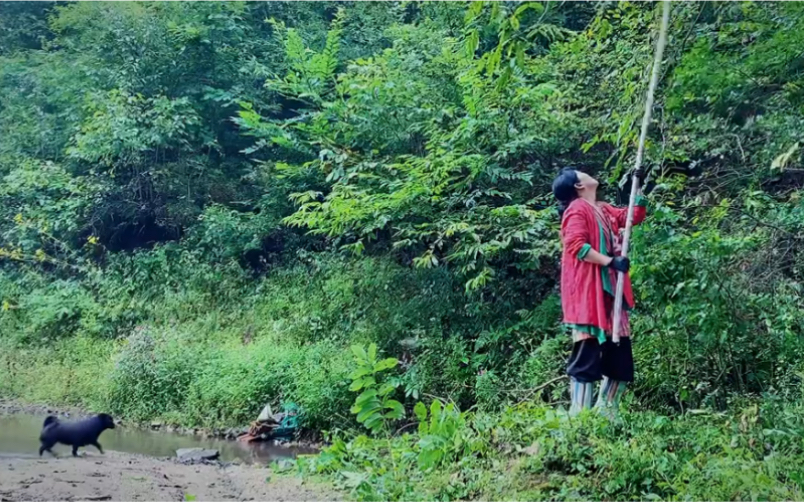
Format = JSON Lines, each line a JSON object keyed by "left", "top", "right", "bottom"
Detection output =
{"left": 0, "top": 412, "right": 317, "bottom": 464}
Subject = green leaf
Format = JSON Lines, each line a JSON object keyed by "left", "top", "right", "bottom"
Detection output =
{"left": 355, "top": 389, "right": 378, "bottom": 406}
{"left": 351, "top": 344, "right": 367, "bottom": 362}
{"left": 367, "top": 343, "right": 377, "bottom": 363}
{"left": 430, "top": 400, "right": 442, "bottom": 425}
{"left": 414, "top": 402, "right": 427, "bottom": 422}
{"left": 377, "top": 383, "right": 396, "bottom": 397}
{"left": 384, "top": 399, "right": 405, "bottom": 419}
{"left": 515, "top": 43, "right": 525, "bottom": 69}
{"left": 417, "top": 449, "right": 440, "bottom": 470}
{"left": 356, "top": 405, "right": 382, "bottom": 423}
{"left": 349, "top": 367, "right": 371, "bottom": 380}
{"left": 465, "top": 1, "right": 484, "bottom": 22}
{"left": 363, "top": 414, "right": 384, "bottom": 432}
{"left": 465, "top": 30, "right": 480, "bottom": 57}
{"left": 486, "top": 44, "right": 503, "bottom": 75}
{"left": 514, "top": 2, "right": 543, "bottom": 17}
{"left": 373, "top": 357, "right": 398, "bottom": 372}
{"left": 349, "top": 377, "right": 376, "bottom": 393}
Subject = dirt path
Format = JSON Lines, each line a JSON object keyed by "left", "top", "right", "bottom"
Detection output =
{"left": 0, "top": 451, "right": 338, "bottom": 501}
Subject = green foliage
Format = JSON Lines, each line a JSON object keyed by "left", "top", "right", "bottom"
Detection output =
{"left": 68, "top": 90, "right": 202, "bottom": 169}
{"left": 349, "top": 343, "right": 403, "bottom": 434}
{"left": 413, "top": 400, "right": 475, "bottom": 470}
{"left": 0, "top": 335, "right": 113, "bottom": 407}
{"left": 301, "top": 403, "right": 804, "bottom": 501}
{"left": 108, "top": 326, "right": 199, "bottom": 421}
{"left": 627, "top": 191, "right": 804, "bottom": 411}
{"left": 3, "top": 9, "right": 804, "bottom": 502}
{"left": 267, "top": 18, "right": 571, "bottom": 290}
{"left": 267, "top": 8, "right": 346, "bottom": 103}
{"left": 0, "top": 252, "right": 473, "bottom": 430}
{"left": 0, "top": 159, "right": 104, "bottom": 266}
{"left": 516, "top": 336, "right": 568, "bottom": 404}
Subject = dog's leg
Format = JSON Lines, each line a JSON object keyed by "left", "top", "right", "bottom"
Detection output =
{"left": 72, "top": 445, "right": 79, "bottom": 457}
{"left": 92, "top": 441, "right": 104, "bottom": 454}
{"left": 40, "top": 442, "right": 56, "bottom": 457}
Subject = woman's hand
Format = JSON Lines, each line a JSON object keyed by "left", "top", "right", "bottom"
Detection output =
{"left": 608, "top": 256, "right": 630, "bottom": 273}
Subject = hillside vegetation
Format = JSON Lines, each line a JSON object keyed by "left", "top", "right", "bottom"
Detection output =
{"left": 1, "top": 2, "right": 804, "bottom": 499}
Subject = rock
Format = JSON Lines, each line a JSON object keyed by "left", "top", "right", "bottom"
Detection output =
{"left": 150, "top": 421, "right": 163, "bottom": 430}
{"left": 175, "top": 448, "right": 219, "bottom": 464}
{"left": 273, "top": 459, "right": 294, "bottom": 472}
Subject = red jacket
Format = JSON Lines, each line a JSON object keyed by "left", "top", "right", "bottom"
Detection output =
{"left": 559, "top": 197, "right": 646, "bottom": 333}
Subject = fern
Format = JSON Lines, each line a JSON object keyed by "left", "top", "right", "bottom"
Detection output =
{"left": 266, "top": 8, "right": 345, "bottom": 101}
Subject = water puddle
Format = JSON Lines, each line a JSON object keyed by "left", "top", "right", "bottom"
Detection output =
{"left": 0, "top": 413, "right": 318, "bottom": 464}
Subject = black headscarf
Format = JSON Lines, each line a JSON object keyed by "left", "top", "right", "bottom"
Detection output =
{"left": 552, "top": 168, "right": 579, "bottom": 218}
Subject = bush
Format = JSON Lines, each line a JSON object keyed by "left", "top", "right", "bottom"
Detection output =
{"left": 516, "top": 336, "right": 569, "bottom": 404}
{"left": 0, "top": 335, "right": 112, "bottom": 408}
{"left": 300, "top": 402, "right": 804, "bottom": 501}
{"left": 183, "top": 337, "right": 352, "bottom": 429}
{"left": 629, "top": 199, "right": 804, "bottom": 412}
{"left": 107, "top": 326, "right": 200, "bottom": 421}
{"left": 0, "top": 252, "right": 475, "bottom": 430}
{"left": 0, "top": 272, "right": 103, "bottom": 345}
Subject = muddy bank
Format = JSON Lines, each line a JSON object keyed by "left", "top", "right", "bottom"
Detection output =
{"left": 0, "top": 451, "right": 338, "bottom": 501}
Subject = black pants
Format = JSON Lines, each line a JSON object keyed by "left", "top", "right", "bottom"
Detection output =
{"left": 567, "top": 337, "right": 634, "bottom": 383}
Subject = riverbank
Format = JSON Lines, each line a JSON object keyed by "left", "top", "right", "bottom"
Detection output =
{"left": 0, "top": 325, "right": 356, "bottom": 435}
{"left": 0, "top": 401, "right": 339, "bottom": 500}
{"left": 0, "top": 400, "right": 322, "bottom": 469}
{"left": 0, "top": 399, "right": 323, "bottom": 452}
{"left": 1, "top": 451, "right": 337, "bottom": 501}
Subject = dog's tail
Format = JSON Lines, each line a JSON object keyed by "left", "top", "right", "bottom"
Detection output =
{"left": 42, "top": 415, "right": 59, "bottom": 429}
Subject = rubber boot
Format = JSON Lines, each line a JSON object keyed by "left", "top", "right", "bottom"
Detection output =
{"left": 569, "top": 378, "right": 594, "bottom": 416}
{"left": 595, "top": 376, "right": 627, "bottom": 419}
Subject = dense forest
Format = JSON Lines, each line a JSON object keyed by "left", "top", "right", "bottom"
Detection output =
{"left": 2, "top": 1, "right": 804, "bottom": 499}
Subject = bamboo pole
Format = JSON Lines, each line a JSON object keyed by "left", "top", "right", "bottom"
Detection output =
{"left": 612, "top": 0, "right": 671, "bottom": 344}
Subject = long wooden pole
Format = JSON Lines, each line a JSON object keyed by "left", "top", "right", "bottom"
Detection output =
{"left": 612, "top": 0, "right": 671, "bottom": 344}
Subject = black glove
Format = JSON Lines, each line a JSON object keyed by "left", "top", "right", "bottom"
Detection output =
{"left": 609, "top": 256, "right": 630, "bottom": 273}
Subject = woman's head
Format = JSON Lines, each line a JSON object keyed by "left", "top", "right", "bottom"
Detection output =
{"left": 552, "top": 168, "right": 598, "bottom": 216}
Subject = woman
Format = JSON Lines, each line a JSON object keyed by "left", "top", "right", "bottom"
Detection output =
{"left": 552, "top": 168, "right": 647, "bottom": 416}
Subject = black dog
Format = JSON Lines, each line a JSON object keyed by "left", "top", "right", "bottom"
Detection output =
{"left": 39, "top": 413, "right": 116, "bottom": 457}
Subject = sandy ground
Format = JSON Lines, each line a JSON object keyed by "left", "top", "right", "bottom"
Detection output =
{"left": 0, "top": 451, "right": 339, "bottom": 502}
